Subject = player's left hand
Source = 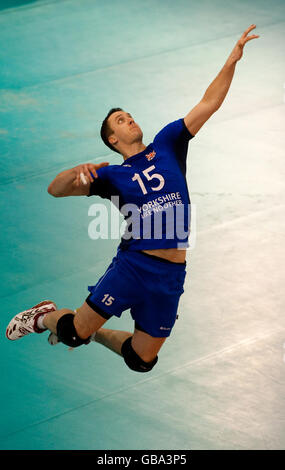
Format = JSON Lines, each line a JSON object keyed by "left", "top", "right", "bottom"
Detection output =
{"left": 231, "top": 24, "right": 260, "bottom": 62}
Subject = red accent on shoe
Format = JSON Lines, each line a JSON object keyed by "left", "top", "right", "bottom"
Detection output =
{"left": 33, "top": 303, "right": 57, "bottom": 334}
{"left": 33, "top": 311, "right": 48, "bottom": 334}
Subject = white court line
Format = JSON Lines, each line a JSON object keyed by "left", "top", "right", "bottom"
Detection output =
{"left": 0, "top": 155, "right": 112, "bottom": 187}
{"left": 11, "top": 20, "right": 284, "bottom": 91}
{"left": 3, "top": 325, "right": 285, "bottom": 440}
{"left": 127, "top": 326, "right": 285, "bottom": 395}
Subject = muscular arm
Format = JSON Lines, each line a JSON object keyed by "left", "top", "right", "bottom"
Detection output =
{"left": 47, "top": 162, "right": 109, "bottom": 197}
{"left": 47, "top": 167, "right": 86, "bottom": 197}
{"left": 184, "top": 24, "right": 259, "bottom": 136}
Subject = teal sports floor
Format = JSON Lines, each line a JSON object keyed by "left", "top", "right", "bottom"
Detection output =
{"left": 1, "top": 0, "right": 285, "bottom": 450}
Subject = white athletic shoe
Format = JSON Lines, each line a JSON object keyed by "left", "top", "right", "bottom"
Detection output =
{"left": 6, "top": 300, "right": 57, "bottom": 341}
{"left": 47, "top": 332, "right": 97, "bottom": 347}
{"left": 48, "top": 332, "right": 60, "bottom": 345}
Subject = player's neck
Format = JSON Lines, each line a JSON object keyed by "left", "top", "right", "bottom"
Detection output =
{"left": 122, "top": 142, "right": 147, "bottom": 161}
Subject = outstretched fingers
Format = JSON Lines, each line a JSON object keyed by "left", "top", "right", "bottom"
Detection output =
{"left": 241, "top": 24, "right": 260, "bottom": 44}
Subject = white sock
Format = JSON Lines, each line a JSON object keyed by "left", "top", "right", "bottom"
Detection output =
{"left": 37, "top": 313, "right": 47, "bottom": 330}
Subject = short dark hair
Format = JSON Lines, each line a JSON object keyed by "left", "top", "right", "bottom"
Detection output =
{"left": 100, "top": 107, "right": 123, "bottom": 154}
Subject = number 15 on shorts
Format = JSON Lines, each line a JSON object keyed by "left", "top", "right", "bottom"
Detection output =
{"left": 101, "top": 294, "right": 115, "bottom": 306}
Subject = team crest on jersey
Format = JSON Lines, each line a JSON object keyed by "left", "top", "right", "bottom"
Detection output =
{"left": 145, "top": 150, "right": 156, "bottom": 161}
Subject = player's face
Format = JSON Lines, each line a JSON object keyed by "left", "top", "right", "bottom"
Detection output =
{"left": 108, "top": 110, "right": 143, "bottom": 148}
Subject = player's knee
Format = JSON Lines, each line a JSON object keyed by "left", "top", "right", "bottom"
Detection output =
{"left": 121, "top": 336, "right": 158, "bottom": 373}
{"left": 56, "top": 313, "right": 90, "bottom": 348}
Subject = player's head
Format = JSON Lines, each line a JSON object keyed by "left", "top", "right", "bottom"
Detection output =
{"left": 100, "top": 108, "right": 143, "bottom": 155}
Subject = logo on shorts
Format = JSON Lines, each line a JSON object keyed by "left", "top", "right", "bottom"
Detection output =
{"left": 160, "top": 326, "right": 171, "bottom": 330}
{"left": 145, "top": 150, "right": 156, "bottom": 161}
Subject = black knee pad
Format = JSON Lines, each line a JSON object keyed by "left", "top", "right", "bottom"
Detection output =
{"left": 56, "top": 314, "right": 90, "bottom": 348}
{"left": 121, "top": 336, "right": 158, "bottom": 373}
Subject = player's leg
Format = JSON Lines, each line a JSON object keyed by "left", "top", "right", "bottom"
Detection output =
{"left": 104, "top": 250, "right": 187, "bottom": 372}
{"left": 131, "top": 327, "right": 167, "bottom": 363}
{"left": 82, "top": 251, "right": 141, "bottom": 354}
{"left": 44, "top": 301, "right": 109, "bottom": 340}
{"left": 73, "top": 302, "right": 110, "bottom": 339}
{"left": 119, "top": 323, "right": 166, "bottom": 373}
{"left": 43, "top": 308, "right": 75, "bottom": 335}
{"left": 5, "top": 299, "right": 108, "bottom": 345}
{"left": 94, "top": 328, "right": 132, "bottom": 356}
{"left": 47, "top": 252, "right": 132, "bottom": 347}
{"left": 93, "top": 325, "right": 166, "bottom": 362}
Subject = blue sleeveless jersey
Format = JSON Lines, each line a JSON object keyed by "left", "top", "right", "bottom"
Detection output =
{"left": 87, "top": 118, "right": 195, "bottom": 251}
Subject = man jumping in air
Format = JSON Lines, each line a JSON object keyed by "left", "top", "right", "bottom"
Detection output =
{"left": 6, "top": 26, "right": 259, "bottom": 373}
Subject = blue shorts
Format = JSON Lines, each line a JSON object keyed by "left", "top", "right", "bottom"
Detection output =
{"left": 85, "top": 249, "right": 187, "bottom": 337}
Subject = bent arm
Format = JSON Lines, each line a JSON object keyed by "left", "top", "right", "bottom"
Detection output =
{"left": 47, "top": 168, "right": 90, "bottom": 197}
{"left": 47, "top": 162, "right": 109, "bottom": 197}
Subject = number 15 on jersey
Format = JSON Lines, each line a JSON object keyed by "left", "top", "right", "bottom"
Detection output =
{"left": 132, "top": 165, "right": 165, "bottom": 195}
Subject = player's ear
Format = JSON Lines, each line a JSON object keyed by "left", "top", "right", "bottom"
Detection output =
{"left": 109, "top": 134, "right": 118, "bottom": 145}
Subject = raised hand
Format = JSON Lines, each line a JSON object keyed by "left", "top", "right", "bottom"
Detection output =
{"left": 230, "top": 24, "right": 260, "bottom": 62}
